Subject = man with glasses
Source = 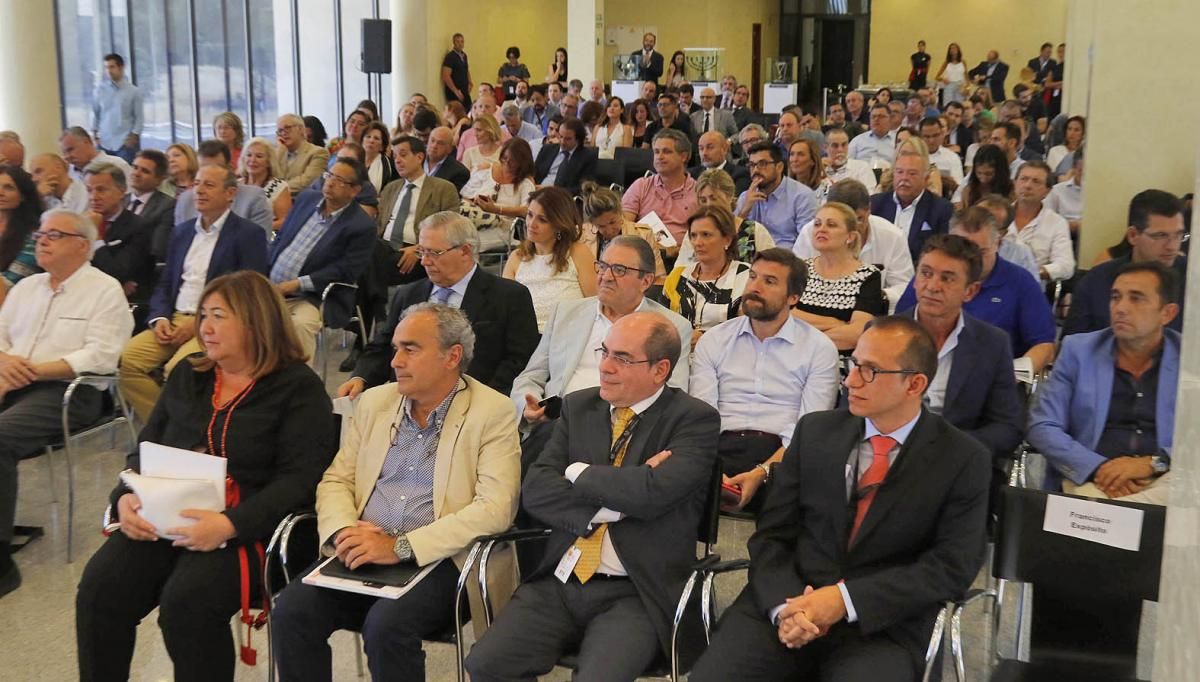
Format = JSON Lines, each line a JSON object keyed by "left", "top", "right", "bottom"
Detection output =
{"left": 823, "top": 129, "right": 879, "bottom": 194}
{"left": 0, "top": 209, "right": 134, "bottom": 596}
{"left": 847, "top": 103, "right": 896, "bottom": 165}
{"left": 375, "top": 136, "right": 460, "bottom": 287}
{"left": 644, "top": 94, "right": 694, "bottom": 144}
{"left": 736, "top": 142, "right": 816, "bottom": 250}
{"left": 273, "top": 113, "right": 331, "bottom": 194}
{"left": 737, "top": 123, "right": 770, "bottom": 165}
{"left": 691, "top": 88, "right": 739, "bottom": 143}
{"left": 690, "top": 316, "right": 990, "bottom": 682}
{"left": 338, "top": 212, "right": 538, "bottom": 399}
{"left": 467, "top": 311, "right": 719, "bottom": 681}
{"left": 1065, "top": 189, "right": 1188, "bottom": 336}
{"left": 268, "top": 157, "right": 376, "bottom": 361}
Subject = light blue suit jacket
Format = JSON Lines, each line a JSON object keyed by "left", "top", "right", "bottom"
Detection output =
{"left": 1027, "top": 328, "right": 1179, "bottom": 489}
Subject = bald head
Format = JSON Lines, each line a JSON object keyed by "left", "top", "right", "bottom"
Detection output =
{"left": 699, "top": 87, "right": 718, "bottom": 112}
{"left": 427, "top": 126, "right": 455, "bottom": 164}
{"left": 696, "top": 131, "right": 729, "bottom": 167}
{"left": 598, "top": 311, "right": 681, "bottom": 406}
{"left": 30, "top": 153, "right": 71, "bottom": 198}
{"left": 0, "top": 132, "right": 24, "bottom": 168}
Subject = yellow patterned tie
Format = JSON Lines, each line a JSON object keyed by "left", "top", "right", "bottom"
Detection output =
{"left": 572, "top": 407, "right": 636, "bottom": 583}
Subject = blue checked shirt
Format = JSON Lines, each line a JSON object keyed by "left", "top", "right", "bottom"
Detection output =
{"left": 360, "top": 380, "right": 464, "bottom": 535}
{"left": 269, "top": 200, "right": 348, "bottom": 292}
{"left": 92, "top": 77, "right": 144, "bottom": 147}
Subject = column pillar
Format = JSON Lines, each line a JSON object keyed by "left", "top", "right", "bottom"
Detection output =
{"left": 567, "top": 0, "right": 605, "bottom": 84}
{"left": 390, "top": 0, "right": 429, "bottom": 108}
{"left": 0, "top": 0, "right": 63, "bottom": 156}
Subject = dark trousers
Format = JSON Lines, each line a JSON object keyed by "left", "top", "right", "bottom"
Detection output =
{"left": 76, "top": 532, "right": 265, "bottom": 682}
{"left": 465, "top": 575, "right": 661, "bottom": 682}
{"left": 516, "top": 419, "right": 558, "bottom": 575}
{"left": 689, "top": 589, "right": 916, "bottom": 682}
{"left": 718, "top": 430, "right": 782, "bottom": 514}
{"left": 270, "top": 559, "right": 459, "bottom": 682}
{"left": 1, "top": 382, "right": 101, "bottom": 543}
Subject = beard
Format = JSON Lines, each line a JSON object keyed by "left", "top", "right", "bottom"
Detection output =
{"left": 743, "top": 295, "right": 784, "bottom": 321}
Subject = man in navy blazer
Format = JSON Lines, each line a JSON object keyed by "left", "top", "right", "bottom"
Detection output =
{"left": 1029, "top": 262, "right": 1180, "bottom": 506}
{"left": 119, "top": 165, "right": 268, "bottom": 422}
{"left": 533, "top": 119, "right": 596, "bottom": 195}
{"left": 269, "top": 158, "right": 376, "bottom": 362}
{"left": 870, "top": 144, "right": 952, "bottom": 262}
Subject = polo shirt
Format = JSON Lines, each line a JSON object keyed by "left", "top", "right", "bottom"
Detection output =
{"left": 621, "top": 173, "right": 698, "bottom": 244}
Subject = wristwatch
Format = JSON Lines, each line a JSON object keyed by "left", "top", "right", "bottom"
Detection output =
{"left": 1150, "top": 452, "right": 1171, "bottom": 476}
{"left": 392, "top": 533, "right": 414, "bottom": 562}
{"left": 755, "top": 462, "right": 772, "bottom": 483}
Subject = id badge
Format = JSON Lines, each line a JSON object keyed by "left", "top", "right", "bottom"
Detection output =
{"left": 554, "top": 546, "right": 582, "bottom": 583}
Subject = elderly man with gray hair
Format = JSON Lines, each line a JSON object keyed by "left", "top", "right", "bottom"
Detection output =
{"left": 0, "top": 209, "right": 134, "bottom": 597}
{"left": 272, "top": 302, "right": 521, "bottom": 681}
{"left": 273, "top": 113, "right": 331, "bottom": 194}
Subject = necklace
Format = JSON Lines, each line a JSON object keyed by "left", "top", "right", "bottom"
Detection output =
{"left": 207, "top": 366, "right": 257, "bottom": 459}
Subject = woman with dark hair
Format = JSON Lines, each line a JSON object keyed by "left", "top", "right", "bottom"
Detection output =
{"left": 503, "top": 186, "right": 597, "bottom": 331}
{"left": 76, "top": 270, "right": 336, "bottom": 682}
{"left": 354, "top": 99, "right": 380, "bottom": 121}
{"left": 630, "top": 98, "right": 653, "bottom": 149}
{"left": 935, "top": 42, "right": 966, "bottom": 105}
{"left": 956, "top": 143, "right": 1013, "bottom": 208}
{"left": 303, "top": 116, "right": 328, "bottom": 148}
{"left": 444, "top": 100, "right": 470, "bottom": 146}
{"left": 662, "top": 204, "right": 750, "bottom": 349}
{"left": 578, "top": 100, "right": 606, "bottom": 146}
{"left": 666, "top": 50, "right": 687, "bottom": 89}
{"left": 460, "top": 137, "right": 537, "bottom": 249}
{"left": 1046, "top": 115, "right": 1086, "bottom": 175}
{"left": 361, "top": 121, "right": 397, "bottom": 192}
{"left": 593, "top": 96, "right": 633, "bottom": 159}
{"left": 327, "top": 110, "right": 371, "bottom": 154}
{"left": 0, "top": 165, "right": 43, "bottom": 306}
{"left": 873, "top": 86, "right": 893, "bottom": 106}
{"left": 498, "top": 46, "right": 530, "bottom": 100}
{"left": 545, "top": 48, "right": 568, "bottom": 87}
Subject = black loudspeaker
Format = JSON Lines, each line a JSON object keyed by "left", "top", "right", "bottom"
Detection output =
{"left": 361, "top": 19, "right": 391, "bottom": 73}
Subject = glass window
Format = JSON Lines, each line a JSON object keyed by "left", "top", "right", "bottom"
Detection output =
{"left": 340, "top": 0, "right": 374, "bottom": 123}
{"left": 129, "top": 0, "right": 172, "bottom": 150}
{"left": 56, "top": 0, "right": 104, "bottom": 134}
{"left": 165, "top": 0, "right": 196, "bottom": 145}
{"left": 195, "top": 0, "right": 250, "bottom": 143}
{"left": 297, "top": 0, "right": 339, "bottom": 148}
{"left": 250, "top": 0, "right": 294, "bottom": 139}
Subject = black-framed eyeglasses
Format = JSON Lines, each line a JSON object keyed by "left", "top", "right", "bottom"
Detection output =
{"left": 847, "top": 358, "right": 919, "bottom": 384}
{"left": 595, "top": 260, "right": 650, "bottom": 278}
{"left": 746, "top": 159, "right": 780, "bottom": 170}
{"left": 417, "top": 245, "right": 464, "bottom": 260}
{"left": 322, "top": 171, "right": 354, "bottom": 187}
{"left": 33, "top": 229, "right": 88, "bottom": 242}
{"left": 595, "top": 346, "right": 652, "bottom": 367}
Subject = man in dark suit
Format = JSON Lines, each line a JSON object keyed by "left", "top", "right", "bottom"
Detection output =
{"left": 84, "top": 162, "right": 155, "bottom": 306}
{"left": 1027, "top": 42, "right": 1056, "bottom": 86}
{"left": 375, "top": 135, "right": 460, "bottom": 288}
{"left": 632, "top": 32, "right": 664, "bottom": 84}
{"left": 533, "top": 118, "right": 596, "bottom": 195}
{"left": 338, "top": 211, "right": 539, "bottom": 399}
{"left": 127, "top": 149, "right": 176, "bottom": 262}
{"left": 118, "top": 164, "right": 268, "bottom": 422}
{"left": 690, "top": 316, "right": 991, "bottom": 682}
{"left": 969, "top": 51, "right": 1009, "bottom": 104}
{"left": 870, "top": 145, "right": 953, "bottom": 262}
{"left": 465, "top": 311, "right": 720, "bottom": 680}
{"left": 644, "top": 93, "right": 694, "bottom": 143}
{"left": 269, "top": 158, "right": 376, "bottom": 362}
{"left": 689, "top": 131, "right": 752, "bottom": 195}
{"left": 730, "top": 85, "right": 761, "bottom": 132}
{"left": 422, "top": 125, "right": 470, "bottom": 192}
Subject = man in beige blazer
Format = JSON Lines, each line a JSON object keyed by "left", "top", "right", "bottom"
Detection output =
{"left": 374, "top": 136, "right": 461, "bottom": 286}
{"left": 273, "top": 113, "right": 331, "bottom": 194}
{"left": 271, "top": 303, "right": 521, "bottom": 682}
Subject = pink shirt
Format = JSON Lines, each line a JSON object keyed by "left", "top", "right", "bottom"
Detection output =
{"left": 456, "top": 119, "right": 513, "bottom": 160}
{"left": 621, "top": 173, "right": 698, "bottom": 243}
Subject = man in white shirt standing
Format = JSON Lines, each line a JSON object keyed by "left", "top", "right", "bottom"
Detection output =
{"left": 1008, "top": 161, "right": 1075, "bottom": 283}
{"left": 823, "top": 128, "right": 879, "bottom": 193}
{"left": 0, "top": 209, "right": 133, "bottom": 596}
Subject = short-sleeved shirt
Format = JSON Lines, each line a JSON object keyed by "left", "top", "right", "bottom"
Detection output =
{"left": 796, "top": 260, "right": 887, "bottom": 324}
{"left": 621, "top": 173, "right": 698, "bottom": 244}
{"left": 442, "top": 49, "right": 470, "bottom": 98}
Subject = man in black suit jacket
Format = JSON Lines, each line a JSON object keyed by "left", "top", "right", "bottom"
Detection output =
{"left": 423, "top": 126, "right": 470, "bottom": 192}
{"left": 969, "top": 51, "right": 1009, "bottom": 104}
{"left": 690, "top": 317, "right": 990, "bottom": 682}
{"left": 128, "top": 150, "right": 176, "bottom": 261}
{"left": 84, "top": 162, "right": 155, "bottom": 305}
{"left": 338, "top": 212, "right": 539, "bottom": 399}
{"left": 632, "top": 32, "right": 664, "bottom": 83}
{"left": 870, "top": 146, "right": 953, "bottom": 262}
{"left": 466, "top": 311, "right": 720, "bottom": 680}
{"left": 533, "top": 118, "right": 596, "bottom": 195}
{"left": 1027, "top": 43, "right": 1056, "bottom": 86}
{"left": 689, "top": 131, "right": 752, "bottom": 195}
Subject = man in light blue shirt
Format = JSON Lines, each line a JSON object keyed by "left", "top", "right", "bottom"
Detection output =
{"left": 735, "top": 143, "right": 817, "bottom": 250}
{"left": 91, "top": 53, "right": 143, "bottom": 163}
{"left": 847, "top": 103, "right": 896, "bottom": 165}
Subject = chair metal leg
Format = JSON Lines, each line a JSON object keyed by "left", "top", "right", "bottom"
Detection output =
{"left": 921, "top": 604, "right": 949, "bottom": 682}
{"left": 669, "top": 570, "right": 699, "bottom": 682}
{"left": 315, "top": 328, "right": 327, "bottom": 382}
{"left": 950, "top": 604, "right": 966, "bottom": 682}
{"left": 43, "top": 446, "right": 58, "bottom": 503}
{"left": 64, "top": 437, "right": 76, "bottom": 563}
{"left": 700, "top": 571, "right": 718, "bottom": 643}
{"left": 354, "top": 633, "right": 365, "bottom": 677}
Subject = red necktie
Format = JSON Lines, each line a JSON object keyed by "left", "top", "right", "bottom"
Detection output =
{"left": 99, "top": 220, "right": 111, "bottom": 240}
{"left": 849, "top": 435, "right": 896, "bottom": 545}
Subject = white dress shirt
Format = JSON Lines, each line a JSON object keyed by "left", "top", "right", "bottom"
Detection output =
{"left": 892, "top": 191, "right": 925, "bottom": 239}
{"left": 794, "top": 215, "right": 914, "bottom": 312}
{"left": 1045, "top": 178, "right": 1083, "bottom": 221}
{"left": 0, "top": 264, "right": 133, "bottom": 377}
{"left": 382, "top": 174, "right": 426, "bottom": 245}
{"left": 1007, "top": 204, "right": 1075, "bottom": 281}
{"left": 847, "top": 130, "right": 896, "bottom": 165}
{"left": 928, "top": 146, "right": 965, "bottom": 184}
{"left": 561, "top": 299, "right": 648, "bottom": 395}
{"left": 173, "top": 209, "right": 230, "bottom": 316}
{"left": 45, "top": 180, "right": 89, "bottom": 214}
{"left": 916, "top": 309, "right": 965, "bottom": 412}
{"left": 690, "top": 315, "right": 839, "bottom": 447}
{"left": 825, "top": 159, "right": 879, "bottom": 194}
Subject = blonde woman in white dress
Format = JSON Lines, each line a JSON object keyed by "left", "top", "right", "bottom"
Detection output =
{"left": 593, "top": 97, "right": 633, "bottom": 160}
{"left": 936, "top": 43, "right": 967, "bottom": 106}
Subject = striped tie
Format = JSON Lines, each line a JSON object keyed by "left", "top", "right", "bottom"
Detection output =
{"left": 848, "top": 435, "right": 895, "bottom": 546}
{"left": 572, "top": 407, "right": 636, "bottom": 583}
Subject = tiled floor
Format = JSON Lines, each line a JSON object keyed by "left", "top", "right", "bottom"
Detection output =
{"left": 0, "top": 349, "right": 1156, "bottom": 680}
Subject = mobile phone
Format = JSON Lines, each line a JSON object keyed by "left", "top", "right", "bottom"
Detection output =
{"left": 720, "top": 482, "right": 742, "bottom": 504}
{"left": 538, "top": 395, "right": 563, "bottom": 420}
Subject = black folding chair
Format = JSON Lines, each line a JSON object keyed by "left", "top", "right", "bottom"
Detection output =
{"left": 593, "top": 158, "right": 625, "bottom": 190}
{"left": 314, "top": 281, "right": 369, "bottom": 381}
{"left": 615, "top": 147, "right": 654, "bottom": 188}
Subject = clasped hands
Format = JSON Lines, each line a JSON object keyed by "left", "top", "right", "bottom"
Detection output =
{"left": 776, "top": 584, "right": 847, "bottom": 649}
{"left": 0, "top": 352, "right": 38, "bottom": 393}
{"left": 153, "top": 317, "right": 195, "bottom": 346}
{"left": 335, "top": 520, "right": 402, "bottom": 569}
{"left": 1092, "top": 455, "right": 1155, "bottom": 499}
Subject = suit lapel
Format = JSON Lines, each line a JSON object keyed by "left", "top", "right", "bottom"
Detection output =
{"left": 1088, "top": 336, "right": 1116, "bottom": 447}
{"left": 620, "top": 390, "right": 672, "bottom": 466}
{"left": 432, "top": 382, "right": 470, "bottom": 518}
{"left": 459, "top": 270, "right": 491, "bottom": 319}
{"left": 850, "top": 411, "right": 940, "bottom": 550}
{"left": 588, "top": 395, "right": 616, "bottom": 465}
{"left": 302, "top": 202, "right": 350, "bottom": 272}
{"left": 824, "top": 414, "right": 865, "bottom": 553}
{"left": 942, "top": 316, "right": 974, "bottom": 409}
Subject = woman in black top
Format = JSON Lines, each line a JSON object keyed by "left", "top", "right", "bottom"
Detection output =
{"left": 77, "top": 271, "right": 336, "bottom": 682}
{"left": 793, "top": 202, "right": 886, "bottom": 352}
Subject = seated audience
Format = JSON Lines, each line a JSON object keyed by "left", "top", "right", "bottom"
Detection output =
{"left": 691, "top": 87, "right": 739, "bottom": 141}
{"left": 0, "top": 209, "right": 133, "bottom": 597}
{"left": 456, "top": 95, "right": 509, "bottom": 161}
{"left": 303, "top": 115, "right": 329, "bottom": 148}
{"left": 1008, "top": 161, "right": 1075, "bottom": 283}
{"left": 737, "top": 142, "right": 818, "bottom": 251}
{"left": 1066, "top": 189, "right": 1187, "bottom": 336}
{"left": 579, "top": 181, "right": 664, "bottom": 277}
{"left": 501, "top": 102, "right": 543, "bottom": 147}
{"left": 847, "top": 103, "right": 897, "bottom": 165}
{"left": 788, "top": 138, "right": 831, "bottom": 203}
{"left": 943, "top": 101, "right": 972, "bottom": 156}
{"left": 465, "top": 312, "right": 720, "bottom": 681}
{"left": 422, "top": 124, "right": 471, "bottom": 192}
{"left": 532, "top": 118, "right": 597, "bottom": 196}
{"left": 339, "top": 213, "right": 538, "bottom": 400}
{"left": 661, "top": 205, "right": 750, "bottom": 348}
{"left": 639, "top": 79, "right": 658, "bottom": 104}
{"left": 521, "top": 87, "right": 560, "bottom": 136}
{"left": 794, "top": 202, "right": 887, "bottom": 352}
{"left": 238, "top": 137, "right": 292, "bottom": 232}
{"left": 1044, "top": 146, "right": 1084, "bottom": 234}
{"left": 268, "top": 158, "right": 375, "bottom": 361}
{"left": 85, "top": 162, "right": 154, "bottom": 303}
{"left": 375, "top": 136, "right": 460, "bottom": 287}
{"left": 126, "top": 149, "right": 177, "bottom": 262}
{"left": 59, "top": 126, "right": 132, "bottom": 183}
{"left": 823, "top": 128, "right": 878, "bottom": 193}
{"left": 361, "top": 121, "right": 397, "bottom": 193}
{"left": 175, "top": 140, "right": 273, "bottom": 235}
{"left": 1029, "top": 261, "right": 1179, "bottom": 506}
{"left": 954, "top": 143, "right": 1013, "bottom": 208}
{"left": 689, "top": 131, "right": 751, "bottom": 195}
{"left": 920, "top": 116, "right": 965, "bottom": 189}
{"left": 737, "top": 123, "right": 770, "bottom": 162}
{"left": 327, "top": 109, "right": 370, "bottom": 155}
{"left": 119, "top": 164, "right": 269, "bottom": 422}
{"left": 77, "top": 271, "right": 335, "bottom": 680}
{"left": 444, "top": 100, "right": 471, "bottom": 145}
{"left": 460, "top": 137, "right": 537, "bottom": 250}
{"left": 577, "top": 101, "right": 606, "bottom": 145}
{"left": 989, "top": 121, "right": 1025, "bottom": 179}
{"left": 0, "top": 132, "right": 23, "bottom": 168}
{"left": 896, "top": 206, "right": 1056, "bottom": 373}
{"left": 274, "top": 114, "right": 332, "bottom": 194}
{"left": 976, "top": 195, "right": 1042, "bottom": 280}
{"left": 629, "top": 98, "right": 653, "bottom": 149}
{"left": 461, "top": 115, "right": 503, "bottom": 172}
{"left": 503, "top": 186, "right": 597, "bottom": 331}
{"left": 622, "top": 129, "right": 699, "bottom": 247}
{"left": 354, "top": 98, "right": 380, "bottom": 122}
{"left": 593, "top": 96, "right": 633, "bottom": 160}
{"left": 870, "top": 138, "right": 953, "bottom": 261}
{"left": 689, "top": 317, "right": 990, "bottom": 682}
{"left": 1045, "top": 115, "right": 1085, "bottom": 175}
{"left": 31, "top": 153, "right": 88, "bottom": 213}
{"left": 273, "top": 303, "right": 520, "bottom": 681}
{"left": 212, "top": 111, "right": 245, "bottom": 168}
{"left": 678, "top": 168, "right": 774, "bottom": 266}
{"left": 164, "top": 142, "right": 198, "bottom": 197}
{"left": 644, "top": 93, "right": 694, "bottom": 141}
{"left": 307, "top": 142, "right": 381, "bottom": 219}
{"left": 692, "top": 248, "right": 840, "bottom": 512}
{"left": 0, "top": 166, "right": 42, "bottom": 307}
{"left": 795, "top": 179, "right": 915, "bottom": 312}
{"left": 730, "top": 85, "right": 759, "bottom": 131}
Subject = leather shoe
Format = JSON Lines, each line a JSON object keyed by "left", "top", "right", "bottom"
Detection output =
{"left": 0, "top": 561, "right": 21, "bottom": 599}
{"left": 338, "top": 348, "right": 361, "bottom": 373}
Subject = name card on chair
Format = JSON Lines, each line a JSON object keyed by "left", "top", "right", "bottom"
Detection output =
{"left": 1043, "top": 494, "right": 1145, "bottom": 551}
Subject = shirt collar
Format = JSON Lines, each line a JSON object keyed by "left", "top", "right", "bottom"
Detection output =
{"left": 894, "top": 190, "right": 925, "bottom": 211}
{"left": 318, "top": 198, "right": 351, "bottom": 222}
{"left": 595, "top": 296, "right": 648, "bottom": 322}
{"left": 652, "top": 173, "right": 692, "bottom": 194}
{"left": 733, "top": 314, "right": 801, "bottom": 345}
{"left": 864, "top": 410, "right": 922, "bottom": 444}
{"left": 197, "top": 209, "right": 231, "bottom": 235}
{"left": 435, "top": 264, "right": 478, "bottom": 299}
{"left": 613, "top": 385, "right": 665, "bottom": 418}
{"left": 403, "top": 377, "right": 465, "bottom": 427}
{"left": 914, "top": 308, "right": 966, "bottom": 360}
{"left": 46, "top": 263, "right": 93, "bottom": 293}
{"left": 129, "top": 190, "right": 154, "bottom": 204}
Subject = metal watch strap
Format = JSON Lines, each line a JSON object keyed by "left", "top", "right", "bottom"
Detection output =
{"left": 393, "top": 534, "right": 413, "bottom": 562}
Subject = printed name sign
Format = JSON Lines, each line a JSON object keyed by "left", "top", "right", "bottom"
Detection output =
{"left": 1043, "top": 494, "right": 1144, "bottom": 551}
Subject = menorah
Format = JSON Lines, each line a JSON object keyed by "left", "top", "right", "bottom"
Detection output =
{"left": 685, "top": 53, "right": 719, "bottom": 81}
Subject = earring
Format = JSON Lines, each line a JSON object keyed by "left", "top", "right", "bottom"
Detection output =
{"left": 555, "top": 231, "right": 562, "bottom": 240}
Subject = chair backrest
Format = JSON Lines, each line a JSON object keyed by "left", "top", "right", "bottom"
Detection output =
{"left": 695, "top": 457, "right": 724, "bottom": 549}
{"left": 593, "top": 158, "right": 624, "bottom": 189}
{"left": 614, "top": 147, "right": 653, "bottom": 187}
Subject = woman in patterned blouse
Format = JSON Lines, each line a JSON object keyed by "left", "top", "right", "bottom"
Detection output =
{"left": 661, "top": 204, "right": 750, "bottom": 350}
{"left": 793, "top": 202, "right": 886, "bottom": 351}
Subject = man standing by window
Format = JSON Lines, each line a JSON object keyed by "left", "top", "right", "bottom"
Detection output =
{"left": 92, "top": 53, "right": 143, "bottom": 164}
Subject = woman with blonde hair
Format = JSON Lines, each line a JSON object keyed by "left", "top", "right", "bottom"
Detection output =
{"left": 238, "top": 137, "right": 292, "bottom": 231}
{"left": 677, "top": 169, "right": 775, "bottom": 266}
{"left": 76, "top": 270, "right": 335, "bottom": 681}
{"left": 503, "top": 186, "right": 597, "bottom": 331}
{"left": 578, "top": 181, "right": 664, "bottom": 276}
{"left": 163, "top": 143, "right": 198, "bottom": 197}
{"left": 793, "top": 201, "right": 886, "bottom": 351}
{"left": 461, "top": 115, "right": 503, "bottom": 171}
{"left": 662, "top": 204, "right": 750, "bottom": 349}
{"left": 212, "top": 112, "right": 246, "bottom": 168}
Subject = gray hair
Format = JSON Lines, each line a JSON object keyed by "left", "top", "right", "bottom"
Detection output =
{"left": 84, "top": 161, "right": 127, "bottom": 190}
{"left": 826, "top": 179, "right": 871, "bottom": 211}
{"left": 739, "top": 123, "right": 768, "bottom": 144}
{"left": 277, "top": 113, "right": 304, "bottom": 128}
{"left": 400, "top": 302, "right": 476, "bottom": 374}
{"left": 0, "top": 131, "right": 20, "bottom": 143}
{"left": 41, "top": 208, "right": 99, "bottom": 246}
{"left": 419, "top": 211, "right": 478, "bottom": 257}
{"left": 500, "top": 102, "right": 521, "bottom": 118}
{"left": 61, "top": 126, "right": 94, "bottom": 143}
{"left": 603, "top": 234, "right": 655, "bottom": 274}
{"left": 652, "top": 128, "right": 691, "bottom": 158}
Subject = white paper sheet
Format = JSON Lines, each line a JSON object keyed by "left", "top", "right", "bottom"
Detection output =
{"left": 125, "top": 442, "right": 227, "bottom": 539}
{"left": 640, "top": 211, "right": 678, "bottom": 248}
{"left": 140, "top": 441, "right": 227, "bottom": 482}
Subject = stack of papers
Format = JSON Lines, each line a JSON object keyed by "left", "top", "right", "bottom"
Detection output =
{"left": 119, "top": 442, "right": 226, "bottom": 540}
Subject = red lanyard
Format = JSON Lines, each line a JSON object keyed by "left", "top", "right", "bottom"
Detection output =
{"left": 207, "top": 367, "right": 257, "bottom": 463}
